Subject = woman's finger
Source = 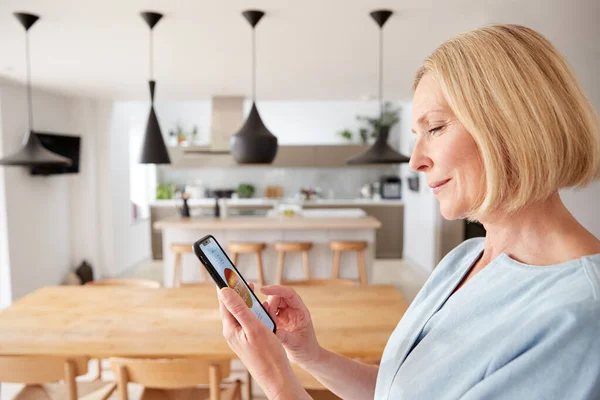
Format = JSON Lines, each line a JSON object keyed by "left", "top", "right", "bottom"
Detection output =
{"left": 260, "top": 285, "right": 305, "bottom": 309}
{"left": 219, "top": 287, "right": 261, "bottom": 336}
{"left": 217, "top": 288, "right": 239, "bottom": 329}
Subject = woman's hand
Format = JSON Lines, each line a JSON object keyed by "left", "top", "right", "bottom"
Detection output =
{"left": 217, "top": 283, "right": 308, "bottom": 400}
{"left": 260, "top": 285, "right": 322, "bottom": 367}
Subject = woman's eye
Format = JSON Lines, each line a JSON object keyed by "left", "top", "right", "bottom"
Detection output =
{"left": 428, "top": 126, "right": 444, "bottom": 135}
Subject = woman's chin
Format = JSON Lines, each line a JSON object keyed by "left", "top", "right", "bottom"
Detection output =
{"left": 439, "top": 201, "right": 466, "bottom": 221}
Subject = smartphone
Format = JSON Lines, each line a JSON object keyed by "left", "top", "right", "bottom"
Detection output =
{"left": 193, "top": 235, "right": 276, "bottom": 333}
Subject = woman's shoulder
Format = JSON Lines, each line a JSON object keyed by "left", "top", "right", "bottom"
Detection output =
{"left": 581, "top": 253, "right": 600, "bottom": 300}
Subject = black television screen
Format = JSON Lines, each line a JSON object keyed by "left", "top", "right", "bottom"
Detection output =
{"left": 30, "top": 132, "right": 81, "bottom": 175}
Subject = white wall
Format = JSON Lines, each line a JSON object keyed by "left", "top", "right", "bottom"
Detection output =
{"left": 0, "top": 92, "right": 11, "bottom": 308}
{"left": 101, "top": 102, "right": 152, "bottom": 277}
{"left": 242, "top": 101, "right": 396, "bottom": 145}
{"left": 0, "top": 81, "right": 81, "bottom": 300}
{"left": 561, "top": 184, "right": 600, "bottom": 239}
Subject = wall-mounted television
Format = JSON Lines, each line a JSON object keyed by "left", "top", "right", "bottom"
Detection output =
{"left": 30, "top": 132, "right": 82, "bottom": 176}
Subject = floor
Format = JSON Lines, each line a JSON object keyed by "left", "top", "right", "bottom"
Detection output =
{"left": 1, "top": 258, "right": 428, "bottom": 399}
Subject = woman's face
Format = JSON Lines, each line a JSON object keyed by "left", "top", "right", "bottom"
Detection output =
{"left": 410, "top": 74, "right": 485, "bottom": 220}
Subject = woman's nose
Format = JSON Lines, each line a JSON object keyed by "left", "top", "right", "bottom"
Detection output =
{"left": 409, "top": 138, "right": 432, "bottom": 172}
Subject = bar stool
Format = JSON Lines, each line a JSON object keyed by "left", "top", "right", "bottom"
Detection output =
{"left": 227, "top": 242, "right": 267, "bottom": 286}
{"left": 329, "top": 240, "right": 368, "bottom": 285}
{"left": 274, "top": 242, "right": 313, "bottom": 285}
{"left": 171, "top": 243, "right": 207, "bottom": 288}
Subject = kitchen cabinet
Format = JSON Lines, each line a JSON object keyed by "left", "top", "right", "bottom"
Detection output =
{"left": 303, "top": 203, "right": 404, "bottom": 259}
{"left": 166, "top": 144, "right": 371, "bottom": 168}
{"left": 271, "top": 146, "right": 316, "bottom": 167}
{"left": 313, "top": 145, "right": 369, "bottom": 167}
{"left": 150, "top": 206, "right": 180, "bottom": 259}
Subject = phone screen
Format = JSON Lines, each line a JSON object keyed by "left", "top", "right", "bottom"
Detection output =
{"left": 200, "top": 236, "right": 276, "bottom": 332}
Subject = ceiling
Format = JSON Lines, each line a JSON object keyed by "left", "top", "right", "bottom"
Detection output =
{"left": 0, "top": 0, "right": 598, "bottom": 103}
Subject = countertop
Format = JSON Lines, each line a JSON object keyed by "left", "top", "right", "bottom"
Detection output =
{"left": 150, "top": 198, "right": 404, "bottom": 207}
{"left": 153, "top": 215, "right": 382, "bottom": 230}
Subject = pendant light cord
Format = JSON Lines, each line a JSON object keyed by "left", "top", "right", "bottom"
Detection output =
{"left": 25, "top": 32, "right": 33, "bottom": 134}
{"left": 149, "top": 28, "right": 154, "bottom": 80}
{"left": 379, "top": 27, "right": 383, "bottom": 130}
{"left": 252, "top": 28, "right": 256, "bottom": 102}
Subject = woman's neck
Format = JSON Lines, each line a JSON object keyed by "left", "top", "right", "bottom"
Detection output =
{"left": 478, "top": 193, "right": 600, "bottom": 267}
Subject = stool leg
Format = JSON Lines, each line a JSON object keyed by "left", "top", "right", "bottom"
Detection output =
{"left": 256, "top": 251, "right": 265, "bottom": 286}
{"left": 173, "top": 252, "right": 182, "bottom": 288}
{"left": 276, "top": 252, "right": 285, "bottom": 285}
{"left": 246, "top": 370, "right": 253, "bottom": 400}
{"left": 94, "top": 358, "right": 102, "bottom": 381}
{"left": 302, "top": 251, "right": 310, "bottom": 280}
{"left": 357, "top": 250, "right": 367, "bottom": 285}
{"left": 332, "top": 250, "right": 341, "bottom": 279}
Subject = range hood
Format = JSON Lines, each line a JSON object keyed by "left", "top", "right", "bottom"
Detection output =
{"left": 182, "top": 96, "right": 244, "bottom": 154}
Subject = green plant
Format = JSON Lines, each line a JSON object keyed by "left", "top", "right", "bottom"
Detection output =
{"left": 356, "top": 102, "right": 401, "bottom": 139}
{"left": 237, "top": 183, "right": 255, "bottom": 198}
{"left": 339, "top": 129, "right": 353, "bottom": 142}
{"left": 156, "top": 183, "right": 173, "bottom": 200}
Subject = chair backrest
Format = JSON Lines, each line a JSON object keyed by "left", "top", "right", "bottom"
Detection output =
{"left": 0, "top": 356, "right": 88, "bottom": 384}
{"left": 285, "top": 279, "right": 357, "bottom": 287}
{"left": 85, "top": 279, "right": 161, "bottom": 288}
{"left": 110, "top": 358, "right": 230, "bottom": 389}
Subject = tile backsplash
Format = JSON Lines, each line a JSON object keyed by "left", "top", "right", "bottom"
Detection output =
{"left": 157, "top": 166, "right": 398, "bottom": 199}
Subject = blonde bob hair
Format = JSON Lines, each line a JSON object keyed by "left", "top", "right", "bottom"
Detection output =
{"left": 414, "top": 24, "right": 600, "bottom": 218}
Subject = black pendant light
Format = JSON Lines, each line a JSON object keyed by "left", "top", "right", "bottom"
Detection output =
{"left": 347, "top": 10, "right": 410, "bottom": 165}
{"left": 230, "top": 10, "right": 278, "bottom": 164}
{"left": 139, "top": 11, "right": 170, "bottom": 164}
{"left": 0, "top": 13, "right": 72, "bottom": 167}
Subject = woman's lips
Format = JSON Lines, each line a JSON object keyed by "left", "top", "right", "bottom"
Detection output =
{"left": 429, "top": 179, "right": 451, "bottom": 194}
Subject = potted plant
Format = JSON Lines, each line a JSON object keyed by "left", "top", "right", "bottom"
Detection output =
{"left": 356, "top": 102, "right": 401, "bottom": 142}
{"left": 237, "top": 183, "right": 255, "bottom": 198}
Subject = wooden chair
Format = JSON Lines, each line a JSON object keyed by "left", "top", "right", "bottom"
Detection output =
{"left": 86, "top": 279, "right": 161, "bottom": 289}
{"left": 274, "top": 242, "right": 313, "bottom": 285}
{"left": 227, "top": 242, "right": 267, "bottom": 286}
{"left": 0, "top": 355, "right": 116, "bottom": 400}
{"left": 110, "top": 358, "right": 242, "bottom": 400}
{"left": 329, "top": 241, "right": 368, "bottom": 285}
{"left": 171, "top": 243, "right": 208, "bottom": 287}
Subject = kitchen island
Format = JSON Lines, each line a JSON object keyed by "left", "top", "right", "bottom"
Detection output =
{"left": 153, "top": 215, "right": 381, "bottom": 287}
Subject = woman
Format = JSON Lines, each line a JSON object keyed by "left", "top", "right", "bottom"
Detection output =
{"left": 217, "top": 24, "right": 600, "bottom": 399}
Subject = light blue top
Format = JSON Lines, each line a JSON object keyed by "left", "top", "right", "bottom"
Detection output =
{"left": 374, "top": 238, "right": 600, "bottom": 400}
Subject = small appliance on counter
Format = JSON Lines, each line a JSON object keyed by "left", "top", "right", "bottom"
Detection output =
{"left": 206, "top": 188, "right": 236, "bottom": 198}
{"left": 184, "top": 180, "right": 205, "bottom": 199}
{"left": 380, "top": 176, "right": 402, "bottom": 199}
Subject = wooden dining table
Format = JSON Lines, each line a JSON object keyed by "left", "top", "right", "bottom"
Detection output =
{"left": 0, "top": 285, "right": 409, "bottom": 360}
